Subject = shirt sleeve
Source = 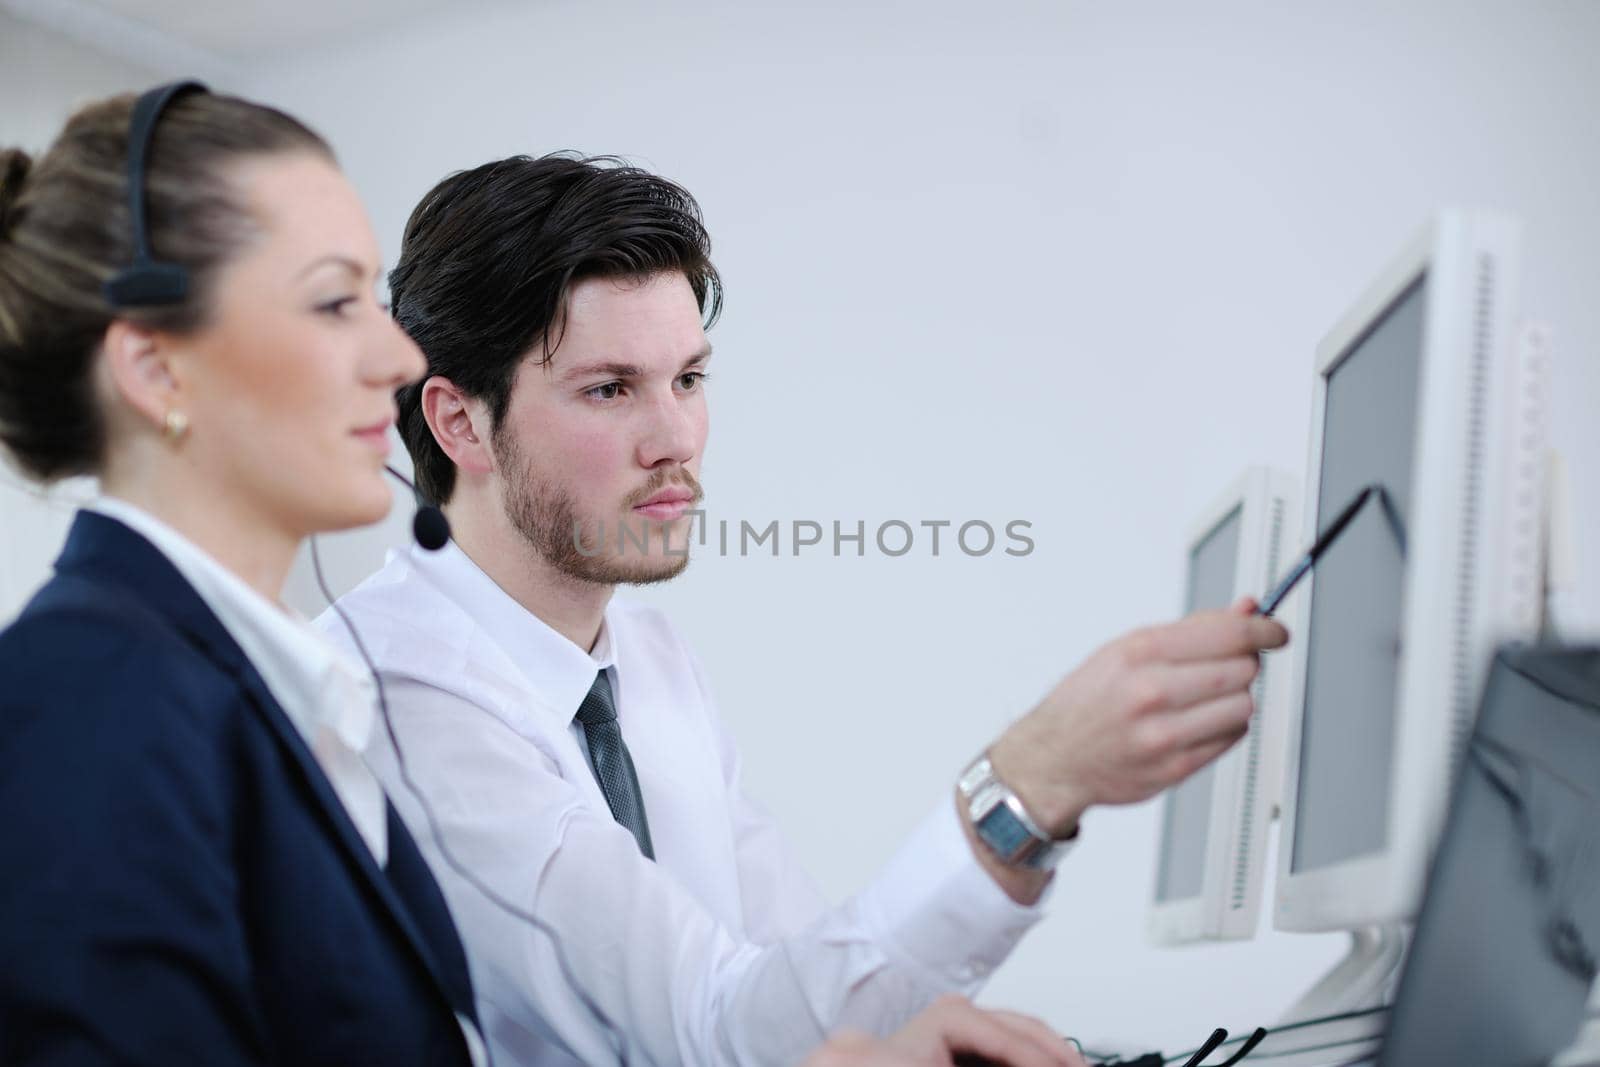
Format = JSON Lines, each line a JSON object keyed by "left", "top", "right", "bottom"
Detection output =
{"left": 372, "top": 676, "right": 1052, "bottom": 1067}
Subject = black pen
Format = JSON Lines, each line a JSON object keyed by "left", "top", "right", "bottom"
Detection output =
{"left": 1256, "top": 485, "right": 1379, "bottom": 617}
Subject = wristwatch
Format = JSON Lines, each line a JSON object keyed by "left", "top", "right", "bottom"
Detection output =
{"left": 957, "top": 752, "right": 1074, "bottom": 870}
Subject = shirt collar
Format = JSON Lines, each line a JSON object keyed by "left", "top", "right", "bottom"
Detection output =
{"left": 406, "top": 540, "right": 619, "bottom": 725}
{"left": 86, "top": 496, "right": 377, "bottom": 755}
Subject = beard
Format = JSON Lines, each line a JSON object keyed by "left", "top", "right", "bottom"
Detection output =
{"left": 495, "top": 429, "right": 700, "bottom": 587}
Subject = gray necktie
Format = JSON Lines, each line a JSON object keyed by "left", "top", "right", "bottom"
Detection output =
{"left": 574, "top": 670, "right": 655, "bottom": 860}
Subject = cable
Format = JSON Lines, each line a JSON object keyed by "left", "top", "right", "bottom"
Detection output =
{"left": 1208, "top": 1028, "right": 1266, "bottom": 1066}
{"left": 1179, "top": 1029, "right": 1228, "bottom": 1067}
{"left": 1162, "top": 1006, "right": 1390, "bottom": 1065}
{"left": 310, "top": 533, "right": 633, "bottom": 1066}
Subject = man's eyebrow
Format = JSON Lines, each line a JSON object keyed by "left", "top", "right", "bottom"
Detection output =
{"left": 557, "top": 346, "right": 713, "bottom": 383}
{"left": 295, "top": 254, "right": 379, "bottom": 282}
{"left": 680, "top": 345, "right": 714, "bottom": 371}
{"left": 557, "top": 361, "right": 647, "bottom": 383}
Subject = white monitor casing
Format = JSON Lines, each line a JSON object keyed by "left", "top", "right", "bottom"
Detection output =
{"left": 1273, "top": 211, "right": 1546, "bottom": 935}
{"left": 1148, "top": 466, "right": 1299, "bottom": 946}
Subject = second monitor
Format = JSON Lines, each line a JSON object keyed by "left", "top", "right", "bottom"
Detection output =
{"left": 1149, "top": 466, "right": 1299, "bottom": 946}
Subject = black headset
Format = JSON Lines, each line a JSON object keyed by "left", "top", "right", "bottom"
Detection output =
{"left": 102, "top": 80, "right": 452, "bottom": 549}
{"left": 103, "top": 80, "right": 207, "bottom": 308}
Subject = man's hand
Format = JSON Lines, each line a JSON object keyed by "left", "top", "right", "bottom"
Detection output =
{"left": 991, "top": 598, "right": 1289, "bottom": 841}
{"left": 798, "top": 995, "right": 1088, "bottom": 1067}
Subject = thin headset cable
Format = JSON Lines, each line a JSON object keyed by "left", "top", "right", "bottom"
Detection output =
{"left": 310, "top": 524, "right": 633, "bottom": 1067}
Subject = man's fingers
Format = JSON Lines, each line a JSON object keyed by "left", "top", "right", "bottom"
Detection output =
{"left": 906, "top": 997, "right": 1082, "bottom": 1067}
{"left": 1137, "top": 610, "right": 1288, "bottom": 664}
{"left": 1160, "top": 690, "right": 1255, "bottom": 752}
{"left": 1145, "top": 656, "right": 1259, "bottom": 711}
{"left": 975, "top": 1010, "right": 1090, "bottom": 1067}
{"left": 1161, "top": 727, "right": 1246, "bottom": 784}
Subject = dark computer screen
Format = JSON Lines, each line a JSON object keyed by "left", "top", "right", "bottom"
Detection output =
{"left": 1290, "top": 276, "right": 1424, "bottom": 874}
{"left": 1156, "top": 505, "right": 1243, "bottom": 902}
{"left": 1378, "top": 646, "right": 1600, "bottom": 1067}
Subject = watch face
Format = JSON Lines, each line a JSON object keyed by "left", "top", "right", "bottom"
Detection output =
{"left": 977, "top": 803, "right": 1035, "bottom": 861}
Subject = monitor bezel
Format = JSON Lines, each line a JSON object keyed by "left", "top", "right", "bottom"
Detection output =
{"left": 1273, "top": 212, "right": 1525, "bottom": 933}
{"left": 1149, "top": 465, "right": 1299, "bottom": 945}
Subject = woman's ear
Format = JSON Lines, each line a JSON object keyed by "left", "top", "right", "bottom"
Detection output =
{"left": 100, "top": 319, "right": 182, "bottom": 431}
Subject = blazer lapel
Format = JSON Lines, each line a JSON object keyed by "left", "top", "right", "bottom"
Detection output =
{"left": 54, "top": 512, "right": 479, "bottom": 1025}
{"left": 202, "top": 630, "right": 480, "bottom": 1027}
{"left": 381, "top": 801, "right": 478, "bottom": 1021}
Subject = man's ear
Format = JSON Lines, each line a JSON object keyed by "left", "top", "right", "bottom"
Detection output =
{"left": 100, "top": 319, "right": 181, "bottom": 430}
{"left": 421, "top": 376, "right": 494, "bottom": 477}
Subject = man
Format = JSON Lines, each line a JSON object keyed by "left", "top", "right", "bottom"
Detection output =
{"left": 322, "top": 154, "right": 1286, "bottom": 1066}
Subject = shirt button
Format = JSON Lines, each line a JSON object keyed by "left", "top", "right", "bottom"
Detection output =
{"left": 956, "top": 961, "right": 991, "bottom": 982}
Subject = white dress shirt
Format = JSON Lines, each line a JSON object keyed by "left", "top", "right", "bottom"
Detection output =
{"left": 320, "top": 540, "right": 1058, "bottom": 1067}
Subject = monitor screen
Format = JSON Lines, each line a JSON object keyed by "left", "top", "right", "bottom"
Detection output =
{"left": 1155, "top": 505, "right": 1242, "bottom": 902}
{"left": 1290, "top": 275, "right": 1424, "bottom": 875}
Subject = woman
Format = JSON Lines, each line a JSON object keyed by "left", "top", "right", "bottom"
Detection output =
{"left": 0, "top": 84, "right": 1082, "bottom": 1067}
{"left": 0, "top": 83, "right": 482, "bottom": 1065}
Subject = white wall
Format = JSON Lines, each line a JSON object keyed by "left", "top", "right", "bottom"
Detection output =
{"left": 0, "top": 10, "right": 179, "bottom": 619}
{"left": 6, "top": 0, "right": 1597, "bottom": 1053}
{"left": 234, "top": 0, "right": 1599, "bottom": 1050}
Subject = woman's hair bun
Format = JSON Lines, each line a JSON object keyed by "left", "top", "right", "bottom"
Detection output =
{"left": 0, "top": 147, "right": 33, "bottom": 238}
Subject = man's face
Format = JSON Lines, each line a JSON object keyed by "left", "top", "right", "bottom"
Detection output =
{"left": 494, "top": 271, "right": 710, "bottom": 585}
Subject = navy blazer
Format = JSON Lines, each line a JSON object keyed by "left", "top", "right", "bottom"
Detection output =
{"left": 0, "top": 512, "right": 479, "bottom": 1065}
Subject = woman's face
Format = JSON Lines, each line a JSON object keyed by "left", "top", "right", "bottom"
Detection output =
{"left": 168, "top": 153, "right": 424, "bottom": 539}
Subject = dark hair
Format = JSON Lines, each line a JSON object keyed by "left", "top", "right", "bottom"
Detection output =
{"left": 389, "top": 153, "right": 722, "bottom": 506}
{"left": 0, "top": 91, "right": 333, "bottom": 482}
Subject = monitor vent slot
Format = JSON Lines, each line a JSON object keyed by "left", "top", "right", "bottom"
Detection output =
{"left": 1230, "top": 494, "right": 1287, "bottom": 910}
{"left": 1448, "top": 252, "right": 1495, "bottom": 775}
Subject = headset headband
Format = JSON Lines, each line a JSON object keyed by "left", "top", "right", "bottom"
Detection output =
{"left": 102, "top": 79, "right": 208, "bottom": 308}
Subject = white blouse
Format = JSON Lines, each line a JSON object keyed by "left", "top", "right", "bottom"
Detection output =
{"left": 88, "top": 496, "right": 387, "bottom": 864}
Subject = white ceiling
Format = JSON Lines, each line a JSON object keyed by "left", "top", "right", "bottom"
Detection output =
{"left": 3, "top": 0, "right": 520, "bottom": 68}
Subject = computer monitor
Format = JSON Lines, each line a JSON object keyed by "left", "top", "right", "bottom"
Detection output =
{"left": 1274, "top": 211, "right": 1547, "bottom": 945}
{"left": 1378, "top": 644, "right": 1600, "bottom": 1067}
{"left": 1149, "top": 467, "right": 1299, "bottom": 945}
